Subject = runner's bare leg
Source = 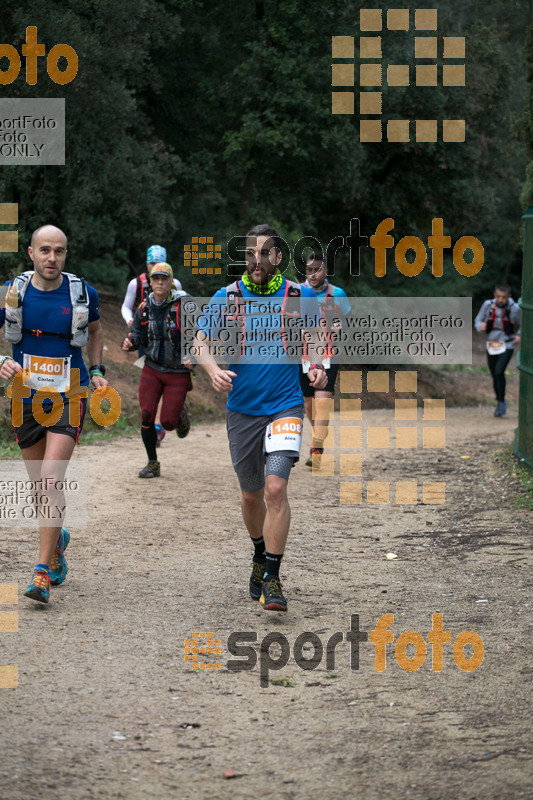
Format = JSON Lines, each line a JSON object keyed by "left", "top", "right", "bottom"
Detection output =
{"left": 21, "top": 432, "right": 76, "bottom": 566}
{"left": 304, "top": 396, "right": 313, "bottom": 424}
{"left": 312, "top": 390, "right": 332, "bottom": 449}
{"left": 262, "top": 475, "right": 290, "bottom": 554}
{"left": 241, "top": 489, "right": 266, "bottom": 539}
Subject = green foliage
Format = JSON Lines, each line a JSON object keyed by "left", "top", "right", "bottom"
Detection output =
{"left": 153, "top": 0, "right": 529, "bottom": 304}
{"left": 0, "top": 0, "right": 182, "bottom": 286}
{"left": 495, "top": 445, "right": 533, "bottom": 510}
{"left": 270, "top": 678, "right": 296, "bottom": 687}
{"left": 518, "top": 23, "right": 533, "bottom": 207}
{"left": 0, "top": 0, "right": 529, "bottom": 306}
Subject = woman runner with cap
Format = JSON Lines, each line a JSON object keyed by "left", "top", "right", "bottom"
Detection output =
{"left": 121, "top": 245, "right": 183, "bottom": 332}
{"left": 121, "top": 245, "right": 184, "bottom": 445}
{"left": 122, "top": 262, "right": 192, "bottom": 477}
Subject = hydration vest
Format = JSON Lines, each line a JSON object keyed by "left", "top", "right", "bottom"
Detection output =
{"left": 225, "top": 279, "right": 302, "bottom": 358}
{"left": 304, "top": 283, "right": 345, "bottom": 363}
{"left": 138, "top": 291, "right": 187, "bottom": 352}
{"left": 5, "top": 271, "right": 89, "bottom": 347}
{"left": 319, "top": 284, "right": 340, "bottom": 328}
{"left": 485, "top": 301, "right": 514, "bottom": 336}
{"left": 134, "top": 272, "right": 150, "bottom": 313}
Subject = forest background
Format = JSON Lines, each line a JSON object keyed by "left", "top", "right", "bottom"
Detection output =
{"left": 0, "top": 0, "right": 532, "bottom": 305}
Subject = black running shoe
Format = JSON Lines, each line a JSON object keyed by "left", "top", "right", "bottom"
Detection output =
{"left": 177, "top": 404, "right": 191, "bottom": 438}
{"left": 249, "top": 559, "right": 266, "bottom": 600}
{"left": 260, "top": 578, "right": 287, "bottom": 612}
{"left": 138, "top": 460, "right": 160, "bottom": 478}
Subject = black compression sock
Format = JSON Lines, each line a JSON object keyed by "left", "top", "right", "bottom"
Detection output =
{"left": 251, "top": 536, "right": 265, "bottom": 561}
{"left": 141, "top": 423, "right": 158, "bottom": 462}
{"left": 264, "top": 551, "right": 283, "bottom": 580}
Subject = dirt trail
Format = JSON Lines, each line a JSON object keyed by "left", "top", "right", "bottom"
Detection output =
{"left": 1, "top": 402, "right": 532, "bottom": 800}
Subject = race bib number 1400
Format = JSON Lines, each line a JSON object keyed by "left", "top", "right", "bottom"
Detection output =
{"left": 22, "top": 354, "right": 71, "bottom": 393}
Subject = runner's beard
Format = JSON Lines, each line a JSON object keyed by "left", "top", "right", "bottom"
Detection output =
{"left": 251, "top": 269, "right": 272, "bottom": 292}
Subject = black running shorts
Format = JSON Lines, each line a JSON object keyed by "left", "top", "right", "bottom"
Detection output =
{"left": 13, "top": 398, "right": 88, "bottom": 450}
{"left": 299, "top": 364, "right": 339, "bottom": 397}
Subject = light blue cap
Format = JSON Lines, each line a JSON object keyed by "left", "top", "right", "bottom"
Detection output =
{"left": 147, "top": 245, "right": 167, "bottom": 265}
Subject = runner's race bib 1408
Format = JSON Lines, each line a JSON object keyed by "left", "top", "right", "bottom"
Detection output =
{"left": 265, "top": 417, "right": 303, "bottom": 454}
{"left": 22, "top": 354, "right": 71, "bottom": 392}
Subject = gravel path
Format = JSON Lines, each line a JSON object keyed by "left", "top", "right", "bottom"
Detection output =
{"left": 1, "top": 401, "right": 531, "bottom": 800}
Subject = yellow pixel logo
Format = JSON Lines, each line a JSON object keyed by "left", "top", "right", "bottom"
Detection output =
{"left": 0, "top": 582, "right": 18, "bottom": 689}
{"left": 332, "top": 8, "right": 465, "bottom": 143}
{"left": 184, "top": 631, "right": 222, "bottom": 670}
{"left": 0, "top": 204, "right": 18, "bottom": 252}
{"left": 184, "top": 237, "right": 222, "bottom": 276}
{"left": 312, "top": 370, "right": 445, "bottom": 505}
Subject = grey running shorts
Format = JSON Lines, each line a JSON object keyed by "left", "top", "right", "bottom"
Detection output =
{"left": 226, "top": 405, "right": 304, "bottom": 492}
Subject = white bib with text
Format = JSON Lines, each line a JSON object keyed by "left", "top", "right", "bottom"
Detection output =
{"left": 22, "top": 354, "right": 71, "bottom": 393}
{"left": 265, "top": 417, "right": 303, "bottom": 454}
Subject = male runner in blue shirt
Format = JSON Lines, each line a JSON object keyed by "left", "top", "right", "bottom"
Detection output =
{"left": 195, "top": 224, "right": 326, "bottom": 612}
{"left": 0, "top": 225, "right": 108, "bottom": 604}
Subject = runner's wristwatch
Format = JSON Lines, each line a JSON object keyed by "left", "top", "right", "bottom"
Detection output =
{"left": 309, "top": 363, "right": 325, "bottom": 371}
{"left": 89, "top": 364, "right": 106, "bottom": 376}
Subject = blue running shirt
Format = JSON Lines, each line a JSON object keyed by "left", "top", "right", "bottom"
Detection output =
{"left": 199, "top": 279, "right": 320, "bottom": 416}
{"left": 0, "top": 274, "right": 100, "bottom": 402}
{"left": 303, "top": 280, "right": 351, "bottom": 316}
